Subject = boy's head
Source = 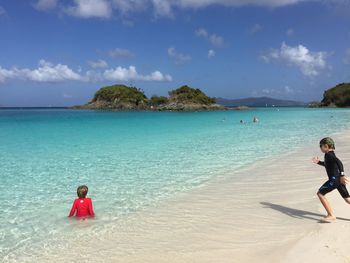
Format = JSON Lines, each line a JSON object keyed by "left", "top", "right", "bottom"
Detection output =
{"left": 319, "top": 137, "right": 335, "bottom": 153}
{"left": 77, "top": 185, "right": 88, "bottom": 198}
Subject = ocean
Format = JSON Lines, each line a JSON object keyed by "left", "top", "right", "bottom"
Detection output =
{"left": 1, "top": 108, "right": 350, "bottom": 261}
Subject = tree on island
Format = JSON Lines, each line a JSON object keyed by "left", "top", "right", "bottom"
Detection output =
{"left": 168, "top": 85, "right": 216, "bottom": 105}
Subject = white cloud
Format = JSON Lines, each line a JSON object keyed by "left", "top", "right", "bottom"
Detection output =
{"left": 0, "top": 60, "right": 82, "bottom": 83}
{"left": 88, "top": 59, "right": 108, "bottom": 68}
{"left": 286, "top": 28, "right": 294, "bottom": 37}
{"left": 168, "top": 47, "right": 192, "bottom": 65}
{"left": 22, "top": 60, "right": 83, "bottom": 82}
{"left": 103, "top": 66, "right": 172, "bottom": 81}
{"left": 108, "top": 48, "right": 134, "bottom": 58}
{"left": 112, "top": 0, "right": 148, "bottom": 13}
{"left": 195, "top": 28, "right": 225, "bottom": 47}
{"left": 34, "top": 0, "right": 58, "bottom": 11}
{"left": 35, "top": 0, "right": 316, "bottom": 19}
{"left": 0, "top": 67, "right": 17, "bottom": 83}
{"left": 262, "top": 88, "right": 271, "bottom": 94}
{"left": 284, "top": 85, "right": 294, "bottom": 94}
{"left": 209, "top": 34, "right": 224, "bottom": 47}
{"left": 65, "top": 0, "right": 112, "bottom": 18}
{"left": 0, "top": 60, "right": 171, "bottom": 83}
{"left": 152, "top": 0, "right": 173, "bottom": 17}
{"left": 344, "top": 48, "right": 350, "bottom": 64}
{"left": 151, "top": 0, "right": 313, "bottom": 16}
{"left": 208, "top": 49, "right": 216, "bottom": 58}
{"left": 261, "top": 42, "right": 328, "bottom": 77}
{"left": 250, "top": 23, "right": 263, "bottom": 34}
{"left": 195, "top": 28, "right": 208, "bottom": 38}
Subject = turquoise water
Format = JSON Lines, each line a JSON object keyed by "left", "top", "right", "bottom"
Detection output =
{"left": 1, "top": 108, "right": 350, "bottom": 260}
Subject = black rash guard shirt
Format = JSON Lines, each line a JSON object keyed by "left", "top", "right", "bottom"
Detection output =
{"left": 318, "top": 151, "right": 345, "bottom": 179}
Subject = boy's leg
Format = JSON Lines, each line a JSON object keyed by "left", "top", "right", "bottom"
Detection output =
{"left": 318, "top": 180, "right": 336, "bottom": 220}
{"left": 317, "top": 192, "right": 336, "bottom": 220}
{"left": 337, "top": 183, "right": 350, "bottom": 204}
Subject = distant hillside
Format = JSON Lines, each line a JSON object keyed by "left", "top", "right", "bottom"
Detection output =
{"left": 216, "top": 96, "right": 306, "bottom": 107}
{"left": 321, "top": 83, "right": 350, "bottom": 107}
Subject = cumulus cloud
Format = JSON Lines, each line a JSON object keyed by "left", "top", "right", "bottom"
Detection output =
{"left": 88, "top": 59, "right": 108, "bottom": 68}
{"left": 344, "top": 48, "right": 350, "bottom": 64}
{"left": 65, "top": 0, "right": 112, "bottom": 18}
{"left": 33, "top": 0, "right": 58, "bottom": 11}
{"left": 0, "top": 60, "right": 172, "bottom": 83}
{"left": 261, "top": 42, "right": 328, "bottom": 77}
{"left": 208, "top": 49, "right": 216, "bottom": 58}
{"left": 0, "top": 60, "right": 82, "bottom": 83}
{"left": 0, "top": 67, "right": 17, "bottom": 83}
{"left": 168, "top": 47, "right": 192, "bottom": 65}
{"left": 103, "top": 66, "right": 172, "bottom": 81}
{"left": 195, "top": 28, "right": 224, "bottom": 47}
{"left": 108, "top": 48, "right": 134, "bottom": 58}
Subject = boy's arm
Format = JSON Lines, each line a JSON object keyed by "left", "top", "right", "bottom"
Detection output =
{"left": 317, "top": 160, "right": 325, "bottom": 166}
{"left": 68, "top": 200, "right": 77, "bottom": 217}
{"left": 88, "top": 199, "right": 95, "bottom": 217}
{"left": 334, "top": 156, "right": 345, "bottom": 176}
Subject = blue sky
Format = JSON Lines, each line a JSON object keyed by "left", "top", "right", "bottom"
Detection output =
{"left": 0, "top": 0, "right": 349, "bottom": 106}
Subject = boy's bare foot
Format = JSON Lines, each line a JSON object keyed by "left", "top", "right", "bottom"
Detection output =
{"left": 322, "top": 215, "right": 336, "bottom": 222}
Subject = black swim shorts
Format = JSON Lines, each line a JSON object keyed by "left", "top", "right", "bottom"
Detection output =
{"left": 318, "top": 176, "right": 350, "bottom": 198}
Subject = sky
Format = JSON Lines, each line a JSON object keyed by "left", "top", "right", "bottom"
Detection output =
{"left": 0, "top": 0, "right": 349, "bottom": 106}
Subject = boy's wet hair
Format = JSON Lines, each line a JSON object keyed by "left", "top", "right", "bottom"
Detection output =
{"left": 77, "top": 185, "right": 88, "bottom": 198}
{"left": 319, "top": 137, "right": 335, "bottom": 149}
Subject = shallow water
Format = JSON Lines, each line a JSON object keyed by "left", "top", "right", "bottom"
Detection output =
{"left": 1, "top": 108, "right": 350, "bottom": 261}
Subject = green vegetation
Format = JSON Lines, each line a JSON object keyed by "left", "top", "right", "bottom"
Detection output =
{"left": 321, "top": 83, "right": 350, "bottom": 107}
{"left": 92, "top": 84, "right": 147, "bottom": 106}
{"left": 168, "top": 85, "right": 216, "bottom": 105}
{"left": 149, "top": 96, "right": 169, "bottom": 106}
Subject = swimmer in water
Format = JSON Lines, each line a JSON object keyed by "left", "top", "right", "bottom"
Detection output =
{"left": 253, "top": 116, "right": 259, "bottom": 123}
{"left": 69, "top": 185, "right": 95, "bottom": 218}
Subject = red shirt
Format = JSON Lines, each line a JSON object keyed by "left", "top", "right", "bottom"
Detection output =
{"left": 69, "top": 197, "right": 95, "bottom": 217}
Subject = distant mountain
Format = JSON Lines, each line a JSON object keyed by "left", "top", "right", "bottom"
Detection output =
{"left": 215, "top": 96, "right": 306, "bottom": 107}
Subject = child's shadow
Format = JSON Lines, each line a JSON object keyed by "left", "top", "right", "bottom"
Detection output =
{"left": 260, "top": 202, "right": 350, "bottom": 223}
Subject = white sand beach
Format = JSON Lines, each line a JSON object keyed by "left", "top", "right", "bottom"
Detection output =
{"left": 10, "top": 131, "right": 350, "bottom": 263}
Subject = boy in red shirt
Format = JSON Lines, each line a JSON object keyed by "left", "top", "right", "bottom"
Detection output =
{"left": 69, "top": 185, "right": 95, "bottom": 218}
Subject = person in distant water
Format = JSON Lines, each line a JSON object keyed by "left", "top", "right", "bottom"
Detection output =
{"left": 240, "top": 120, "right": 244, "bottom": 124}
{"left": 253, "top": 116, "right": 259, "bottom": 123}
{"left": 312, "top": 137, "right": 350, "bottom": 222}
{"left": 69, "top": 185, "right": 95, "bottom": 218}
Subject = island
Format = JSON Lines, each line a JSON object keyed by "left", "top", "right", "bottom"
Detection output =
{"left": 308, "top": 83, "right": 350, "bottom": 108}
{"left": 320, "top": 83, "right": 350, "bottom": 107}
{"left": 73, "top": 84, "right": 226, "bottom": 111}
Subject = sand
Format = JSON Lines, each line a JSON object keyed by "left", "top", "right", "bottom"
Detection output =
{"left": 10, "top": 131, "right": 350, "bottom": 262}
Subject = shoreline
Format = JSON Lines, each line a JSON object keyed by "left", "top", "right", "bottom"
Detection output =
{"left": 13, "top": 129, "right": 349, "bottom": 262}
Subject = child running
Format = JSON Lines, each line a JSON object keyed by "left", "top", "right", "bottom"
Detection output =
{"left": 69, "top": 185, "right": 95, "bottom": 218}
{"left": 312, "top": 137, "right": 350, "bottom": 222}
